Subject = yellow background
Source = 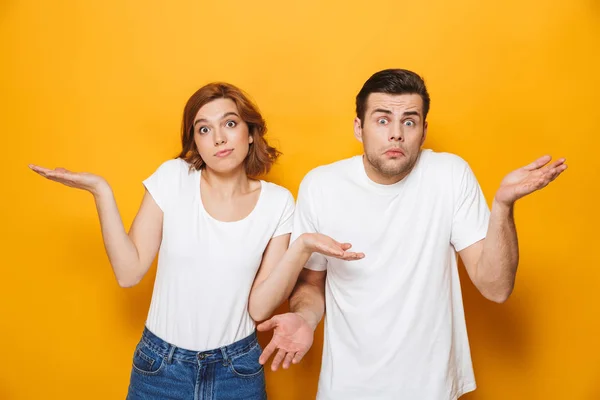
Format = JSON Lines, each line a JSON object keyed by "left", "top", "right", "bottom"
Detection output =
{"left": 1, "top": 0, "right": 599, "bottom": 399}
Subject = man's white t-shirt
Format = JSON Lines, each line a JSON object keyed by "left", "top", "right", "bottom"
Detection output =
{"left": 143, "top": 158, "right": 294, "bottom": 351}
{"left": 292, "top": 150, "right": 490, "bottom": 400}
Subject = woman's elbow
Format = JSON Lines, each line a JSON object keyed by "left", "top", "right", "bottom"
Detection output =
{"left": 248, "top": 297, "right": 277, "bottom": 322}
{"left": 115, "top": 267, "right": 143, "bottom": 288}
{"left": 117, "top": 276, "right": 141, "bottom": 288}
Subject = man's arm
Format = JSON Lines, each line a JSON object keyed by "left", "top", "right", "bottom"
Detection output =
{"left": 459, "top": 200, "right": 517, "bottom": 303}
{"left": 289, "top": 269, "right": 327, "bottom": 330}
{"left": 257, "top": 269, "right": 326, "bottom": 370}
{"left": 460, "top": 155, "right": 567, "bottom": 303}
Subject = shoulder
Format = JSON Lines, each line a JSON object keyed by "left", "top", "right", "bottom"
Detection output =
{"left": 149, "top": 158, "right": 192, "bottom": 179}
{"left": 259, "top": 181, "right": 295, "bottom": 223}
{"left": 420, "top": 149, "right": 469, "bottom": 169}
{"left": 262, "top": 181, "right": 294, "bottom": 204}
{"left": 300, "top": 156, "right": 359, "bottom": 188}
{"left": 418, "top": 149, "right": 473, "bottom": 181}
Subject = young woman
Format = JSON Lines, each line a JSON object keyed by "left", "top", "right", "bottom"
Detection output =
{"left": 29, "top": 82, "right": 363, "bottom": 399}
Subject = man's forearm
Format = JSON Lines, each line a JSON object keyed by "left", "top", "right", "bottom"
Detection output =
{"left": 289, "top": 280, "right": 326, "bottom": 330}
{"left": 477, "top": 199, "right": 520, "bottom": 302}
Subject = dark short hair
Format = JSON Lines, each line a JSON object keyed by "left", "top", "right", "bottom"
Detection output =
{"left": 355, "top": 69, "right": 430, "bottom": 122}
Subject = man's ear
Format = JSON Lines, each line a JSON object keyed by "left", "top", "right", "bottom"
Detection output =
{"left": 354, "top": 117, "right": 363, "bottom": 143}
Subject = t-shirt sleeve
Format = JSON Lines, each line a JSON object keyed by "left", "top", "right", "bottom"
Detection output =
{"left": 450, "top": 158, "right": 491, "bottom": 252}
{"left": 291, "top": 173, "right": 328, "bottom": 271}
{"left": 272, "top": 189, "right": 295, "bottom": 238}
{"left": 142, "top": 159, "right": 180, "bottom": 212}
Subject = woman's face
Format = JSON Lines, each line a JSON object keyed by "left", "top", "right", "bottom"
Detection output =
{"left": 193, "top": 98, "right": 253, "bottom": 174}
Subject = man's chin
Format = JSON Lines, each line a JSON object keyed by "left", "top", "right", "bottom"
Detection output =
{"left": 377, "top": 160, "right": 410, "bottom": 176}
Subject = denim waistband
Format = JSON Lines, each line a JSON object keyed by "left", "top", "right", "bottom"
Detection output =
{"left": 140, "top": 326, "right": 259, "bottom": 364}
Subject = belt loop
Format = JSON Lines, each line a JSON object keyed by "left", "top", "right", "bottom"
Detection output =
{"left": 220, "top": 346, "right": 229, "bottom": 366}
{"left": 167, "top": 345, "right": 176, "bottom": 364}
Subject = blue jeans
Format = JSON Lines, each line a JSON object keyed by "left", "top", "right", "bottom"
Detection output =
{"left": 126, "top": 327, "right": 267, "bottom": 400}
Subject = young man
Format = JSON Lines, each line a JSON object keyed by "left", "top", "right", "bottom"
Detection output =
{"left": 258, "top": 69, "right": 567, "bottom": 399}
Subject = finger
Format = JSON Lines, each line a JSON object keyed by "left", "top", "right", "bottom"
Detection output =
{"left": 32, "top": 169, "right": 50, "bottom": 178}
{"left": 341, "top": 251, "right": 365, "bottom": 261}
{"left": 523, "top": 155, "right": 552, "bottom": 171}
{"left": 330, "top": 239, "right": 352, "bottom": 250}
{"left": 258, "top": 339, "right": 279, "bottom": 365}
{"left": 549, "top": 164, "right": 568, "bottom": 181}
{"left": 542, "top": 163, "right": 567, "bottom": 179}
{"left": 30, "top": 167, "right": 53, "bottom": 178}
{"left": 271, "top": 348, "right": 287, "bottom": 371}
{"left": 542, "top": 158, "right": 566, "bottom": 173}
{"left": 292, "top": 351, "right": 306, "bottom": 364}
{"left": 39, "top": 168, "right": 68, "bottom": 180}
{"left": 559, "top": 163, "right": 568, "bottom": 172}
{"left": 28, "top": 164, "right": 52, "bottom": 174}
{"left": 44, "top": 170, "right": 63, "bottom": 179}
{"left": 340, "top": 243, "right": 353, "bottom": 251}
{"left": 531, "top": 165, "right": 566, "bottom": 191}
{"left": 282, "top": 352, "right": 296, "bottom": 369}
{"left": 256, "top": 317, "right": 277, "bottom": 332}
{"left": 315, "top": 243, "right": 344, "bottom": 257}
{"left": 45, "top": 170, "right": 71, "bottom": 183}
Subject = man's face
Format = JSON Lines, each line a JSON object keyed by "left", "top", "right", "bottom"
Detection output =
{"left": 354, "top": 93, "right": 427, "bottom": 182}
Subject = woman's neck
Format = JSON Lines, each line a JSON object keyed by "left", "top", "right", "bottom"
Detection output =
{"left": 201, "top": 166, "right": 253, "bottom": 199}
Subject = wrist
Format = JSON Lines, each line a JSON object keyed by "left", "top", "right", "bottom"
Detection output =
{"left": 492, "top": 197, "right": 514, "bottom": 214}
{"left": 298, "top": 233, "right": 315, "bottom": 254}
{"left": 91, "top": 179, "right": 111, "bottom": 199}
{"left": 293, "top": 310, "right": 319, "bottom": 331}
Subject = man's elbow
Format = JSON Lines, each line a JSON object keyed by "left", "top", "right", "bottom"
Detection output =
{"left": 475, "top": 262, "right": 517, "bottom": 304}
{"left": 481, "top": 286, "right": 513, "bottom": 304}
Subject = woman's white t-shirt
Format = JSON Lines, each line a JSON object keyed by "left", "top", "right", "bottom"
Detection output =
{"left": 142, "top": 158, "right": 294, "bottom": 351}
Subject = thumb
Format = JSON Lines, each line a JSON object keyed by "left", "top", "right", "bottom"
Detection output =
{"left": 522, "top": 155, "right": 551, "bottom": 171}
{"left": 257, "top": 316, "right": 278, "bottom": 332}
